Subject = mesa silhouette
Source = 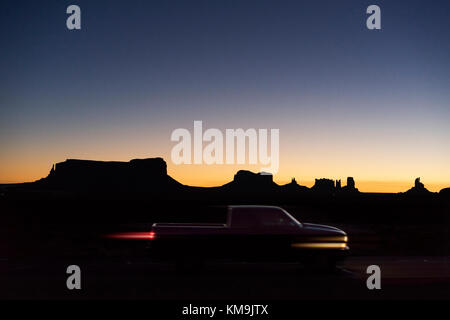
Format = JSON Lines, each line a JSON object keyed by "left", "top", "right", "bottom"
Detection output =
{"left": 26, "top": 157, "right": 360, "bottom": 194}
{"left": 35, "top": 158, "right": 183, "bottom": 192}
{"left": 5, "top": 157, "right": 445, "bottom": 202}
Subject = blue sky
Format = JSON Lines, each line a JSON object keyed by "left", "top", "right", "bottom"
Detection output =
{"left": 1, "top": 0, "right": 449, "bottom": 191}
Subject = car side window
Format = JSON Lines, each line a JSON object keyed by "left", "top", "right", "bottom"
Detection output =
{"left": 257, "top": 209, "right": 297, "bottom": 228}
{"left": 231, "top": 208, "right": 297, "bottom": 228}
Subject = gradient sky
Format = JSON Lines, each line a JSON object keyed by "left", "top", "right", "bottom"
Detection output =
{"left": 1, "top": 0, "right": 449, "bottom": 192}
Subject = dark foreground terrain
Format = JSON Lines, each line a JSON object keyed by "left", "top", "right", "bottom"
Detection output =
{"left": 1, "top": 256, "right": 449, "bottom": 300}
{"left": 0, "top": 188, "right": 449, "bottom": 300}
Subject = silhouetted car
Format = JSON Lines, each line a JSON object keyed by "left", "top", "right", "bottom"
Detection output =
{"left": 149, "top": 205, "right": 348, "bottom": 269}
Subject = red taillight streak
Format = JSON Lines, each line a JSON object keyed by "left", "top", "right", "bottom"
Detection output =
{"left": 104, "top": 232, "right": 156, "bottom": 240}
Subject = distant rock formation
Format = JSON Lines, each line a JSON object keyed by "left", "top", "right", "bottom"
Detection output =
{"left": 12, "top": 156, "right": 435, "bottom": 200}
{"left": 342, "top": 177, "right": 359, "bottom": 193}
{"left": 310, "top": 177, "right": 359, "bottom": 194}
{"left": 280, "top": 177, "right": 310, "bottom": 193}
{"left": 405, "top": 177, "right": 432, "bottom": 195}
{"left": 233, "top": 170, "right": 273, "bottom": 184}
{"left": 312, "top": 178, "right": 335, "bottom": 194}
{"left": 347, "top": 177, "right": 355, "bottom": 189}
{"left": 226, "top": 170, "right": 277, "bottom": 192}
{"left": 36, "top": 157, "right": 181, "bottom": 191}
{"left": 415, "top": 177, "right": 424, "bottom": 189}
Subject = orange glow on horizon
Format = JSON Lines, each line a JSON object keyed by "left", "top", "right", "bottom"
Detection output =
{"left": 1, "top": 132, "right": 449, "bottom": 194}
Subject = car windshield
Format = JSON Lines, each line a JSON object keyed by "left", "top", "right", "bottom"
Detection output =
{"left": 279, "top": 208, "right": 302, "bottom": 227}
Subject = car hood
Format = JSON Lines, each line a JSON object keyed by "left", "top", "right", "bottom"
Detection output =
{"left": 302, "top": 223, "right": 346, "bottom": 236}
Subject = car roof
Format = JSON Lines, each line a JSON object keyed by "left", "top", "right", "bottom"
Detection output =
{"left": 228, "top": 205, "right": 281, "bottom": 209}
